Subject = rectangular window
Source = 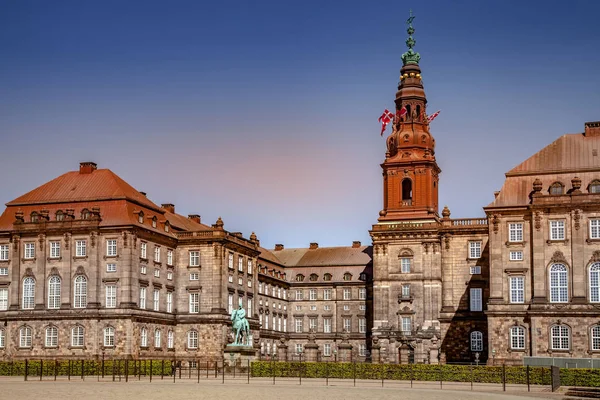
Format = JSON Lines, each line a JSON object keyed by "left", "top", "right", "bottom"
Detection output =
{"left": 154, "top": 269, "right": 160, "bottom": 278}
{"left": 401, "top": 317, "right": 411, "bottom": 333}
{"left": 228, "top": 275, "right": 233, "bottom": 283}
{"left": 166, "top": 292, "right": 173, "bottom": 313}
{"left": 590, "top": 219, "right": 600, "bottom": 239}
{"left": 359, "top": 304, "right": 366, "bottom": 311}
{"left": 228, "top": 293, "right": 233, "bottom": 314}
{"left": 247, "top": 298, "right": 252, "bottom": 315}
{"left": 323, "top": 288, "right": 332, "bottom": 300}
{"left": 508, "top": 223, "right": 523, "bottom": 242}
{"left": 509, "top": 251, "right": 524, "bottom": 261}
{"left": 107, "top": 263, "right": 117, "bottom": 272}
{"left": 75, "top": 240, "right": 86, "bottom": 257}
{"left": 228, "top": 253, "right": 233, "bottom": 269}
{"left": 295, "top": 290, "right": 303, "bottom": 300}
{"left": 140, "top": 265, "right": 147, "bottom": 274}
{"left": 295, "top": 305, "right": 301, "bottom": 311}
{"left": 247, "top": 260, "right": 253, "bottom": 274}
{"left": 238, "top": 256, "right": 243, "bottom": 272}
{"left": 258, "top": 282, "right": 263, "bottom": 294}
{"left": 154, "top": 246, "right": 160, "bottom": 262}
{"left": 283, "top": 317, "right": 287, "bottom": 332}
{"left": 401, "top": 284, "right": 410, "bottom": 298}
{"left": 189, "top": 251, "right": 200, "bottom": 266}
{"left": 469, "top": 242, "right": 482, "bottom": 259}
{"left": 24, "top": 243, "right": 35, "bottom": 259}
{"left": 0, "top": 244, "right": 8, "bottom": 261}
{"left": 71, "top": 327, "right": 84, "bottom": 347}
{"left": 106, "top": 239, "right": 117, "bottom": 256}
{"left": 190, "top": 272, "right": 199, "bottom": 281}
{"left": 45, "top": 327, "right": 58, "bottom": 347}
{"left": 238, "top": 277, "right": 243, "bottom": 285}
{"left": 550, "top": 220, "right": 565, "bottom": 240}
{"left": 359, "top": 288, "right": 366, "bottom": 300}
{"left": 401, "top": 257, "right": 411, "bottom": 273}
{"left": 324, "top": 305, "right": 331, "bottom": 311}
{"left": 139, "top": 287, "right": 147, "bottom": 309}
{"left": 359, "top": 344, "right": 366, "bottom": 357}
{"left": 309, "top": 318, "right": 317, "bottom": 331}
{"left": 470, "top": 266, "right": 481, "bottom": 275}
{"left": 153, "top": 289, "right": 160, "bottom": 311}
{"left": 295, "top": 318, "right": 303, "bottom": 333}
{"left": 189, "top": 292, "right": 199, "bottom": 313}
{"left": 359, "top": 318, "right": 366, "bottom": 333}
{"left": 247, "top": 280, "right": 252, "bottom": 288}
{"left": 50, "top": 241, "right": 60, "bottom": 258}
{"left": 343, "top": 318, "right": 351, "bottom": 332}
{"left": 323, "top": 318, "right": 331, "bottom": 333}
{"left": 323, "top": 343, "right": 331, "bottom": 356}
{"left": 167, "top": 270, "right": 173, "bottom": 280}
{"left": 470, "top": 288, "right": 483, "bottom": 311}
{"left": 140, "top": 243, "right": 147, "bottom": 259}
{"left": 295, "top": 344, "right": 303, "bottom": 354}
{"left": 343, "top": 305, "right": 350, "bottom": 311}
{"left": 510, "top": 276, "right": 524, "bottom": 303}
{"left": 343, "top": 288, "right": 351, "bottom": 300}
{"left": 167, "top": 249, "right": 173, "bottom": 266}
{"left": 106, "top": 285, "right": 117, "bottom": 308}
{"left": 0, "top": 288, "right": 8, "bottom": 310}
{"left": 309, "top": 289, "right": 317, "bottom": 300}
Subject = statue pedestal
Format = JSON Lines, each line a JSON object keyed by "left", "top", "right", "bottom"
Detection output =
{"left": 277, "top": 344, "right": 288, "bottom": 362}
{"left": 224, "top": 345, "right": 256, "bottom": 367}
{"left": 304, "top": 343, "right": 319, "bottom": 362}
{"left": 371, "top": 344, "right": 381, "bottom": 364}
{"left": 337, "top": 343, "right": 353, "bottom": 362}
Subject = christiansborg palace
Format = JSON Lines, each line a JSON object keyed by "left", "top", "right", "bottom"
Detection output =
{"left": 1, "top": 20, "right": 599, "bottom": 367}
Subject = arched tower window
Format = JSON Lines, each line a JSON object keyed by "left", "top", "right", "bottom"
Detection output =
{"left": 549, "top": 182, "right": 564, "bottom": 195}
{"left": 402, "top": 179, "right": 412, "bottom": 205}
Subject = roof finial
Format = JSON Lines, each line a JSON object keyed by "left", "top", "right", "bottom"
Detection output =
{"left": 401, "top": 9, "right": 421, "bottom": 66}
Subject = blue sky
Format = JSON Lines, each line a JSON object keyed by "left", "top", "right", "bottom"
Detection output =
{"left": 1, "top": 0, "right": 599, "bottom": 248}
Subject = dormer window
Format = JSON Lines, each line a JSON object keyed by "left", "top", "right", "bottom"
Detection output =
{"left": 323, "top": 273, "right": 332, "bottom": 281}
{"left": 295, "top": 274, "right": 305, "bottom": 282}
{"left": 138, "top": 212, "right": 144, "bottom": 224}
{"left": 589, "top": 180, "right": 600, "bottom": 194}
{"left": 55, "top": 210, "right": 64, "bottom": 221}
{"left": 343, "top": 272, "right": 352, "bottom": 281}
{"left": 309, "top": 273, "right": 318, "bottom": 281}
{"left": 30, "top": 212, "right": 39, "bottom": 223}
{"left": 152, "top": 217, "right": 157, "bottom": 228}
{"left": 81, "top": 209, "right": 90, "bottom": 220}
{"left": 165, "top": 222, "right": 170, "bottom": 232}
{"left": 549, "top": 182, "right": 564, "bottom": 195}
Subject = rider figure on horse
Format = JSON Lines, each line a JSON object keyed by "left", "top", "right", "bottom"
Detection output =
{"left": 231, "top": 301, "right": 250, "bottom": 346}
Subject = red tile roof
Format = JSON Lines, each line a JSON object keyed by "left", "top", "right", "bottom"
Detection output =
{"left": 273, "top": 245, "right": 371, "bottom": 267}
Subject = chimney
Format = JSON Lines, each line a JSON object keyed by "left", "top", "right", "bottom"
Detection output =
{"left": 79, "top": 162, "right": 97, "bottom": 174}
{"left": 274, "top": 244, "right": 284, "bottom": 251}
{"left": 188, "top": 214, "right": 201, "bottom": 224}
{"left": 161, "top": 203, "right": 175, "bottom": 213}
{"left": 309, "top": 242, "right": 319, "bottom": 250}
{"left": 584, "top": 121, "right": 600, "bottom": 137}
{"left": 352, "top": 241, "right": 361, "bottom": 248}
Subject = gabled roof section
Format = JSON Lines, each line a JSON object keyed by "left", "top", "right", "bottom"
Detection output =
{"left": 258, "top": 246, "right": 284, "bottom": 265}
{"left": 273, "top": 246, "right": 372, "bottom": 267}
{"left": 7, "top": 168, "right": 162, "bottom": 212}
{"left": 507, "top": 133, "right": 600, "bottom": 176}
{"left": 163, "top": 210, "right": 213, "bottom": 232}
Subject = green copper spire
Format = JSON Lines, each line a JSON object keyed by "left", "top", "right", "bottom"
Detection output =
{"left": 401, "top": 10, "right": 421, "bottom": 66}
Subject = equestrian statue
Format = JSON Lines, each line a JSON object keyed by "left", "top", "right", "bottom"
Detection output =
{"left": 231, "top": 302, "right": 251, "bottom": 346}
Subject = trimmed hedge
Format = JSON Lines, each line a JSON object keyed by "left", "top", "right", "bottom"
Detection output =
{"left": 0, "top": 360, "right": 170, "bottom": 377}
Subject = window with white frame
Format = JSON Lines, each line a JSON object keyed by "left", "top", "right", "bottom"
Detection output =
{"left": 343, "top": 317, "right": 351, "bottom": 332}
{"left": 20, "top": 326, "right": 32, "bottom": 347}
{"left": 188, "top": 330, "right": 198, "bottom": 349}
{"left": 258, "top": 282, "right": 263, "bottom": 294}
{"left": 190, "top": 272, "right": 199, "bottom": 281}
{"left": 106, "top": 284, "right": 117, "bottom": 308}
{"left": 103, "top": 327, "right": 115, "bottom": 347}
{"left": 107, "top": 263, "right": 117, "bottom": 272}
{"left": 228, "top": 293, "right": 233, "bottom": 314}
{"left": 141, "top": 327, "right": 148, "bottom": 347}
{"left": 508, "top": 223, "right": 523, "bottom": 242}
{"left": 551, "top": 325, "right": 570, "bottom": 350}
{"left": 0, "top": 244, "right": 8, "bottom": 261}
{"left": 75, "top": 240, "right": 86, "bottom": 257}
{"left": 359, "top": 304, "right": 366, "bottom": 311}
{"left": 343, "top": 288, "right": 351, "bottom": 300}
{"left": 140, "top": 243, "right": 147, "bottom": 259}
{"left": 154, "top": 329, "right": 161, "bottom": 348}
{"left": 167, "top": 249, "right": 173, "bottom": 266}
{"left": 470, "top": 266, "right": 482, "bottom": 274}
{"left": 401, "top": 284, "right": 410, "bottom": 298}
{"left": 591, "top": 263, "right": 600, "bottom": 302}
{"left": 48, "top": 276, "right": 61, "bottom": 309}
{"left": 106, "top": 239, "right": 117, "bottom": 256}
{"left": 310, "top": 305, "right": 316, "bottom": 311}
{"left": 189, "top": 292, "right": 199, "bottom": 313}
{"left": 359, "top": 288, "right": 366, "bottom": 300}
{"left": 259, "top": 314, "right": 263, "bottom": 326}
{"left": 323, "top": 318, "right": 332, "bottom": 333}
{"left": 167, "top": 270, "right": 173, "bottom": 280}
{"left": 592, "top": 326, "right": 600, "bottom": 351}
{"left": 591, "top": 219, "right": 600, "bottom": 240}
{"left": 550, "top": 220, "right": 565, "bottom": 240}
{"left": 550, "top": 264, "right": 568, "bottom": 302}
{"left": 228, "top": 253, "right": 233, "bottom": 269}
{"left": 510, "top": 326, "right": 525, "bottom": 350}
{"left": 470, "top": 288, "right": 483, "bottom": 311}
{"left": 190, "top": 251, "right": 200, "bottom": 267}
{"left": 238, "top": 256, "right": 243, "bottom": 272}
{"left": 278, "top": 316, "right": 282, "bottom": 331}
{"left": 359, "top": 318, "right": 366, "bottom": 333}
{"left": 309, "top": 289, "right": 317, "bottom": 300}
{"left": 0, "top": 288, "right": 7, "bottom": 311}
{"left": 283, "top": 317, "right": 287, "bottom": 332}
{"left": 153, "top": 289, "right": 160, "bottom": 311}
{"left": 45, "top": 326, "right": 58, "bottom": 347}
{"left": 141, "top": 265, "right": 147, "bottom": 274}
{"left": 323, "top": 343, "right": 331, "bottom": 356}
{"left": 309, "top": 318, "right": 317, "bottom": 331}
{"left": 509, "top": 251, "right": 523, "bottom": 261}
{"left": 469, "top": 241, "right": 482, "bottom": 259}
{"left": 73, "top": 276, "right": 87, "bottom": 308}
{"left": 247, "top": 280, "right": 252, "bottom": 288}
{"left": 470, "top": 331, "right": 483, "bottom": 351}
{"left": 22, "top": 277, "right": 35, "bottom": 309}
{"left": 510, "top": 276, "right": 524, "bottom": 303}
{"left": 0, "top": 329, "right": 5, "bottom": 348}
{"left": 154, "top": 246, "right": 160, "bottom": 262}
{"left": 324, "top": 288, "right": 332, "bottom": 300}
{"left": 238, "top": 277, "right": 243, "bottom": 286}
{"left": 139, "top": 287, "right": 147, "bottom": 309}
{"left": 295, "top": 344, "right": 303, "bottom": 354}
{"left": 71, "top": 326, "right": 84, "bottom": 347}
{"left": 295, "top": 318, "right": 303, "bottom": 333}
{"left": 323, "top": 305, "right": 331, "bottom": 311}
{"left": 401, "top": 257, "right": 411, "bottom": 273}
{"left": 50, "top": 241, "right": 60, "bottom": 258}
{"left": 154, "top": 269, "right": 160, "bottom": 278}
{"left": 228, "top": 275, "right": 233, "bottom": 283}
{"left": 247, "top": 260, "right": 252, "bottom": 274}
{"left": 166, "top": 292, "right": 173, "bottom": 313}
{"left": 24, "top": 243, "right": 35, "bottom": 259}
{"left": 401, "top": 317, "right": 411, "bottom": 333}
{"left": 343, "top": 305, "right": 350, "bottom": 311}
{"left": 295, "top": 290, "right": 303, "bottom": 300}
{"left": 167, "top": 330, "right": 174, "bottom": 349}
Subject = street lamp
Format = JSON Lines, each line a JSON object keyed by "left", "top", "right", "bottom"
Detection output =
{"left": 333, "top": 349, "right": 337, "bottom": 363}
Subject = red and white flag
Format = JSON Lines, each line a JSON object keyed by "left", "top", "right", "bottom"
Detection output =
{"left": 397, "top": 106, "right": 407, "bottom": 119}
{"left": 427, "top": 110, "right": 441, "bottom": 123}
{"left": 378, "top": 109, "right": 394, "bottom": 136}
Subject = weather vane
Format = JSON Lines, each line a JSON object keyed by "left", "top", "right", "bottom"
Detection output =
{"left": 407, "top": 9, "right": 415, "bottom": 25}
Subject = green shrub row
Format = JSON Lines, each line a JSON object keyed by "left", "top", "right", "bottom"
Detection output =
{"left": 0, "top": 360, "right": 171, "bottom": 377}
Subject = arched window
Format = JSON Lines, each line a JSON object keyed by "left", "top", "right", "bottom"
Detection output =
{"left": 187, "top": 330, "right": 198, "bottom": 349}
{"left": 309, "top": 273, "right": 318, "bottom": 282}
{"left": 48, "top": 276, "right": 61, "bottom": 309}
{"left": 154, "top": 329, "right": 161, "bottom": 348}
{"left": 323, "top": 273, "right": 332, "bottom": 281}
{"left": 30, "top": 212, "right": 39, "bottom": 223}
{"left": 140, "top": 327, "right": 148, "bottom": 347}
{"left": 22, "top": 277, "right": 35, "bottom": 310}
{"left": 138, "top": 212, "right": 144, "bottom": 224}
{"left": 165, "top": 222, "right": 170, "bottom": 233}
{"left": 81, "top": 209, "right": 90, "bottom": 220}
{"left": 19, "top": 326, "right": 32, "bottom": 348}
{"left": 74, "top": 275, "right": 87, "bottom": 308}
{"left": 152, "top": 217, "right": 157, "bottom": 228}
{"left": 45, "top": 326, "right": 58, "bottom": 347}
{"left": 401, "top": 179, "right": 412, "bottom": 205}
{"left": 549, "top": 182, "right": 564, "bottom": 195}
{"left": 55, "top": 210, "right": 64, "bottom": 221}
{"left": 470, "top": 331, "right": 483, "bottom": 351}
{"left": 589, "top": 180, "right": 600, "bottom": 194}
{"left": 550, "top": 325, "right": 570, "bottom": 350}
{"left": 167, "top": 330, "right": 174, "bottom": 349}
{"left": 510, "top": 326, "right": 526, "bottom": 350}
{"left": 591, "top": 325, "right": 600, "bottom": 351}
{"left": 343, "top": 272, "right": 353, "bottom": 281}
{"left": 590, "top": 263, "right": 600, "bottom": 302}
{"left": 71, "top": 326, "right": 84, "bottom": 347}
{"left": 549, "top": 264, "right": 568, "bottom": 302}
{"left": 104, "top": 326, "right": 115, "bottom": 347}
{"left": 0, "top": 328, "right": 5, "bottom": 348}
